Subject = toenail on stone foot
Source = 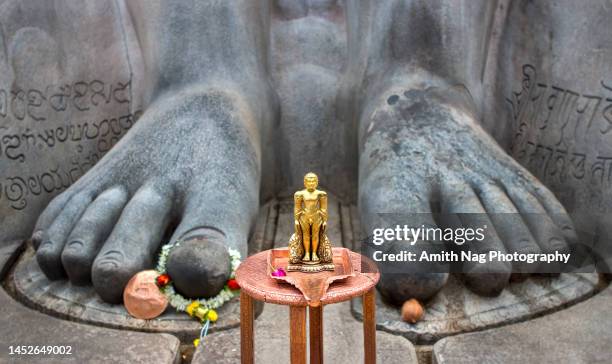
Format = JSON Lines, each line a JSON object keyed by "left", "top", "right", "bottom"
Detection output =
{"left": 549, "top": 238, "right": 567, "bottom": 252}
{"left": 66, "top": 240, "right": 84, "bottom": 249}
{"left": 61, "top": 241, "right": 92, "bottom": 285}
{"left": 95, "top": 259, "right": 119, "bottom": 272}
{"left": 92, "top": 259, "right": 136, "bottom": 304}
{"left": 36, "top": 242, "right": 66, "bottom": 280}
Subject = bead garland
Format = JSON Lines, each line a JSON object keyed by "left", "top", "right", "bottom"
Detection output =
{"left": 155, "top": 240, "right": 241, "bottom": 347}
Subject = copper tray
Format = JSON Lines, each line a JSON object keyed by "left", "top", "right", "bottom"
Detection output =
{"left": 267, "top": 247, "right": 356, "bottom": 306}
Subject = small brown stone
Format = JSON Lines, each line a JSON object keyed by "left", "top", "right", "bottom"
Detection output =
{"left": 401, "top": 299, "right": 424, "bottom": 324}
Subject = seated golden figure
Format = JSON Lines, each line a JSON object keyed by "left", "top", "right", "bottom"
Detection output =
{"left": 288, "top": 173, "right": 334, "bottom": 272}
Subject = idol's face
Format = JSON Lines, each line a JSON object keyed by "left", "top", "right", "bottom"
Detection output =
{"left": 304, "top": 176, "right": 318, "bottom": 192}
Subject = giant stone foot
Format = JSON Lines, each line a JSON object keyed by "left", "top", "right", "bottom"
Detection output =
{"left": 359, "top": 83, "right": 578, "bottom": 302}
{"left": 27, "top": 0, "right": 275, "bottom": 304}
{"left": 352, "top": 0, "right": 578, "bottom": 303}
{"left": 31, "top": 86, "right": 264, "bottom": 303}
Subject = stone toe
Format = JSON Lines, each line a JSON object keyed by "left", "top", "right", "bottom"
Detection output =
{"left": 167, "top": 237, "right": 231, "bottom": 299}
{"left": 378, "top": 271, "right": 449, "bottom": 304}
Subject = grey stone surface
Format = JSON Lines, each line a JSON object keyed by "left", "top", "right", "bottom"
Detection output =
{"left": 432, "top": 285, "right": 612, "bottom": 364}
{"left": 0, "top": 0, "right": 609, "bottom": 308}
{"left": 0, "top": 0, "right": 145, "bottom": 242}
{"left": 494, "top": 0, "right": 612, "bottom": 274}
{"left": 270, "top": 2, "right": 356, "bottom": 200}
{"left": 0, "top": 287, "right": 180, "bottom": 363}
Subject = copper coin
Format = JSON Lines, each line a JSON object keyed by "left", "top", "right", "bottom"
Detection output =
{"left": 123, "top": 270, "right": 168, "bottom": 319}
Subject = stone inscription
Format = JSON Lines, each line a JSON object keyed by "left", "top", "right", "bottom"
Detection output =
{"left": 0, "top": 111, "right": 141, "bottom": 163}
{"left": 0, "top": 80, "right": 131, "bottom": 122}
{"left": 0, "top": 79, "right": 139, "bottom": 211}
{"left": 0, "top": 111, "right": 140, "bottom": 210}
{"left": 508, "top": 64, "right": 612, "bottom": 190}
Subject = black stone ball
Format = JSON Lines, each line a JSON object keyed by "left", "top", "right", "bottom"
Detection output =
{"left": 166, "top": 238, "right": 231, "bottom": 299}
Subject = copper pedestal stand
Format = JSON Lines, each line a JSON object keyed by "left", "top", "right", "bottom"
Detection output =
{"left": 235, "top": 248, "right": 380, "bottom": 364}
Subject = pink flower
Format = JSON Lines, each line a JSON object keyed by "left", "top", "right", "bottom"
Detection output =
{"left": 271, "top": 268, "right": 287, "bottom": 277}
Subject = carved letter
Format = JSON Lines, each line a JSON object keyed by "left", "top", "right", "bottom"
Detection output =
{"left": 11, "top": 89, "right": 26, "bottom": 120}
{"left": 113, "top": 80, "right": 131, "bottom": 104}
{"left": 27, "top": 89, "right": 46, "bottom": 121}
{"left": 38, "top": 129, "right": 55, "bottom": 147}
{"left": 2, "top": 134, "right": 25, "bottom": 162}
{"left": 56, "top": 125, "right": 69, "bottom": 142}
{"left": 90, "top": 80, "right": 111, "bottom": 106}
{"left": 73, "top": 81, "right": 90, "bottom": 111}
{"left": 48, "top": 84, "right": 71, "bottom": 112}
{"left": 5, "top": 177, "right": 27, "bottom": 210}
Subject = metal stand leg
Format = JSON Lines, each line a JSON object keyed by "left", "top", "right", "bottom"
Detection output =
{"left": 309, "top": 305, "right": 323, "bottom": 364}
{"left": 240, "top": 291, "right": 254, "bottom": 364}
{"left": 290, "top": 306, "right": 307, "bottom": 364}
{"left": 363, "top": 289, "right": 376, "bottom": 364}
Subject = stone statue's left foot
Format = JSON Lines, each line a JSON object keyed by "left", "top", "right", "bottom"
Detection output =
{"left": 359, "top": 83, "right": 578, "bottom": 301}
{"left": 352, "top": 0, "right": 578, "bottom": 302}
{"left": 29, "top": 0, "right": 275, "bottom": 304}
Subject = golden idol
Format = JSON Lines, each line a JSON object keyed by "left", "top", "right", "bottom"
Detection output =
{"left": 288, "top": 173, "right": 334, "bottom": 272}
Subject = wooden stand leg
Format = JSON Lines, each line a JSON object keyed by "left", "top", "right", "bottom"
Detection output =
{"left": 309, "top": 305, "right": 323, "bottom": 364}
{"left": 240, "top": 291, "right": 254, "bottom": 364}
{"left": 363, "top": 289, "right": 376, "bottom": 364}
{"left": 290, "top": 306, "right": 307, "bottom": 364}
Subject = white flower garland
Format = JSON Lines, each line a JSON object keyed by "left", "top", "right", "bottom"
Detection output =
{"left": 155, "top": 240, "right": 242, "bottom": 312}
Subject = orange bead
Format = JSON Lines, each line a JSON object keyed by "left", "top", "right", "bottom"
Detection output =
{"left": 401, "top": 298, "right": 424, "bottom": 324}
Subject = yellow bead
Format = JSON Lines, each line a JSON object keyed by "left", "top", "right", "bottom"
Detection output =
{"left": 186, "top": 302, "right": 200, "bottom": 317}
{"left": 193, "top": 338, "right": 200, "bottom": 347}
{"left": 207, "top": 309, "right": 218, "bottom": 322}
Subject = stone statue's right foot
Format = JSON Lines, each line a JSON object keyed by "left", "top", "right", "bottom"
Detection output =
{"left": 31, "top": 0, "right": 276, "bottom": 304}
{"left": 32, "top": 86, "right": 267, "bottom": 303}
